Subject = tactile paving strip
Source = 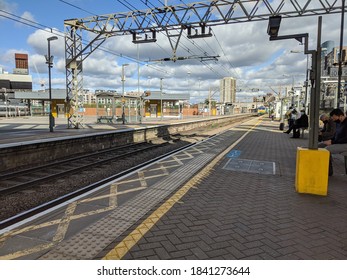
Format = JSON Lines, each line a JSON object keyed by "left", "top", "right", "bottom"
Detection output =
{"left": 39, "top": 154, "right": 215, "bottom": 259}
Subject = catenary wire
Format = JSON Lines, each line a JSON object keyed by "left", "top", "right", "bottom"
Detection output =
{"left": 136, "top": 0, "right": 225, "bottom": 78}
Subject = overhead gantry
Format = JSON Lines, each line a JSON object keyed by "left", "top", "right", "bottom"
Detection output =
{"left": 64, "top": 0, "right": 345, "bottom": 128}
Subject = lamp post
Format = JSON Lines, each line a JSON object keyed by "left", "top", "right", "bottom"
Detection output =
{"left": 121, "top": 63, "right": 129, "bottom": 124}
{"left": 208, "top": 87, "right": 211, "bottom": 117}
{"left": 267, "top": 15, "right": 321, "bottom": 149}
{"left": 136, "top": 36, "right": 141, "bottom": 94}
{"left": 184, "top": 71, "right": 191, "bottom": 119}
{"left": 136, "top": 35, "right": 141, "bottom": 122}
{"left": 45, "top": 36, "right": 58, "bottom": 132}
{"left": 160, "top": 78, "right": 163, "bottom": 120}
{"left": 2, "top": 88, "right": 8, "bottom": 118}
{"left": 187, "top": 71, "right": 191, "bottom": 95}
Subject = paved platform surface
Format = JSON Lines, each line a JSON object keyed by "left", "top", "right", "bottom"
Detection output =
{"left": 1, "top": 116, "right": 346, "bottom": 260}
{"left": 99, "top": 118, "right": 347, "bottom": 260}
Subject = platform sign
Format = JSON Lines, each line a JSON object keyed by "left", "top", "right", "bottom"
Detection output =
{"left": 329, "top": 66, "right": 347, "bottom": 78}
{"left": 226, "top": 150, "right": 242, "bottom": 158}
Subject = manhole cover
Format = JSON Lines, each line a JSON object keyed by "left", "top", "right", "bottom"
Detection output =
{"left": 223, "top": 158, "right": 276, "bottom": 175}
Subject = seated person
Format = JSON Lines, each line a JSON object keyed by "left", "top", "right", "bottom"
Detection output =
{"left": 319, "top": 108, "right": 347, "bottom": 176}
{"left": 318, "top": 113, "right": 336, "bottom": 142}
{"left": 285, "top": 107, "right": 297, "bottom": 128}
{"left": 284, "top": 109, "right": 308, "bottom": 138}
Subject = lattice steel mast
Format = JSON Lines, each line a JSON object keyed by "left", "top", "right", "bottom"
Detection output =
{"left": 64, "top": 0, "right": 345, "bottom": 128}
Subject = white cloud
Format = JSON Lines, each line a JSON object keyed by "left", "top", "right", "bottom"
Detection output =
{"left": 14, "top": 11, "right": 36, "bottom": 27}
{"left": 27, "top": 29, "right": 65, "bottom": 57}
{"left": 0, "top": 0, "right": 17, "bottom": 15}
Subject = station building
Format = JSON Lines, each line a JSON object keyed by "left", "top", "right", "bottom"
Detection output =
{"left": 92, "top": 90, "right": 190, "bottom": 120}
{"left": 143, "top": 91, "right": 190, "bottom": 118}
{"left": 14, "top": 89, "right": 67, "bottom": 117}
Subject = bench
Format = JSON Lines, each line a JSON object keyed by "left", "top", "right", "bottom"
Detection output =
{"left": 114, "top": 116, "right": 127, "bottom": 123}
{"left": 97, "top": 116, "right": 114, "bottom": 123}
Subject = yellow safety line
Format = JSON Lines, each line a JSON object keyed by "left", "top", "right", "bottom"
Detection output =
{"left": 0, "top": 186, "right": 148, "bottom": 259}
{"left": 53, "top": 202, "right": 77, "bottom": 242}
{"left": 0, "top": 154, "right": 187, "bottom": 248}
{"left": 103, "top": 118, "right": 262, "bottom": 260}
{"left": 109, "top": 184, "right": 118, "bottom": 208}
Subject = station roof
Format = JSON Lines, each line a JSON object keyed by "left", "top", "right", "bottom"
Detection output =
{"left": 0, "top": 73, "right": 32, "bottom": 82}
{"left": 14, "top": 89, "right": 66, "bottom": 100}
{"left": 144, "top": 91, "right": 190, "bottom": 101}
{"left": 95, "top": 90, "right": 190, "bottom": 101}
{"left": 13, "top": 89, "right": 190, "bottom": 101}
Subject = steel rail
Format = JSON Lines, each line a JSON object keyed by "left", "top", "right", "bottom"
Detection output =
{"left": 0, "top": 142, "right": 167, "bottom": 195}
{"left": 0, "top": 142, "right": 147, "bottom": 181}
{"left": 0, "top": 142, "right": 195, "bottom": 230}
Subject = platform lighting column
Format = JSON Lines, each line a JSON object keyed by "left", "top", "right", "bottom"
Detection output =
{"left": 160, "top": 78, "right": 163, "bottom": 120}
{"left": 2, "top": 88, "right": 8, "bottom": 118}
{"left": 185, "top": 71, "right": 191, "bottom": 119}
{"left": 289, "top": 76, "right": 295, "bottom": 106}
{"left": 46, "top": 36, "right": 58, "bottom": 132}
{"left": 303, "top": 54, "right": 309, "bottom": 110}
{"left": 121, "top": 63, "right": 129, "bottom": 124}
{"left": 136, "top": 35, "right": 141, "bottom": 123}
{"left": 208, "top": 87, "right": 211, "bottom": 117}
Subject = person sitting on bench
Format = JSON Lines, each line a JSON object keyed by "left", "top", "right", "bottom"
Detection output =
{"left": 318, "top": 108, "right": 347, "bottom": 176}
{"left": 318, "top": 113, "right": 336, "bottom": 142}
{"left": 284, "top": 109, "right": 308, "bottom": 138}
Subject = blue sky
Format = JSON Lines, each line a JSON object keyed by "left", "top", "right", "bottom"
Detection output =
{"left": 0, "top": 0, "right": 346, "bottom": 103}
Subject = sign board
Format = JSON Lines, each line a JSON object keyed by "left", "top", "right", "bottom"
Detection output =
{"left": 226, "top": 150, "right": 242, "bottom": 158}
{"left": 13, "top": 68, "right": 28, "bottom": 75}
{"left": 328, "top": 67, "right": 347, "bottom": 78}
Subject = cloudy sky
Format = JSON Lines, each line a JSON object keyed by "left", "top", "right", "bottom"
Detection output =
{"left": 0, "top": 0, "right": 346, "bottom": 103}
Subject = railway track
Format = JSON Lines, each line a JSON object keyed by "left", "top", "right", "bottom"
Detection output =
{"left": 0, "top": 141, "right": 194, "bottom": 229}
{"left": 0, "top": 141, "right": 170, "bottom": 195}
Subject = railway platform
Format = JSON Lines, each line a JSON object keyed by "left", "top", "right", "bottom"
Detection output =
{"left": 0, "top": 115, "right": 193, "bottom": 145}
{"left": 0, "top": 116, "right": 347, "bottom": 260}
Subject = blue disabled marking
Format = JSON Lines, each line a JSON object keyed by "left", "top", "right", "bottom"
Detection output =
{"left": 226, "top": 150, "right": 242, "bottom": 158}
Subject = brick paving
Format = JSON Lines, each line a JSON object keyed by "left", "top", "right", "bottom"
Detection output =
{"left": 110, "top": 118, "right": 347, "bottom": 260}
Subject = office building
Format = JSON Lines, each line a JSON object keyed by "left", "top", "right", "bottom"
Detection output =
{"left": 220, "top": 77, "right": 236, "bottom": 104}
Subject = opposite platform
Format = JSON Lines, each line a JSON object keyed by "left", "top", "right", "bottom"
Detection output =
{"left": 0, "top": 115, "right": 182, "bottom": 146}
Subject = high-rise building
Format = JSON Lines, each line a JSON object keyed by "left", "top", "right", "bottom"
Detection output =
{"left": 13, "top": 53, "right": 29, "bottom": 75}
{"left": 220, "top": 77, "right": 236, "bottom": 104}
{"left": 321, "top": 41, "right": 335, "bottom": 76}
